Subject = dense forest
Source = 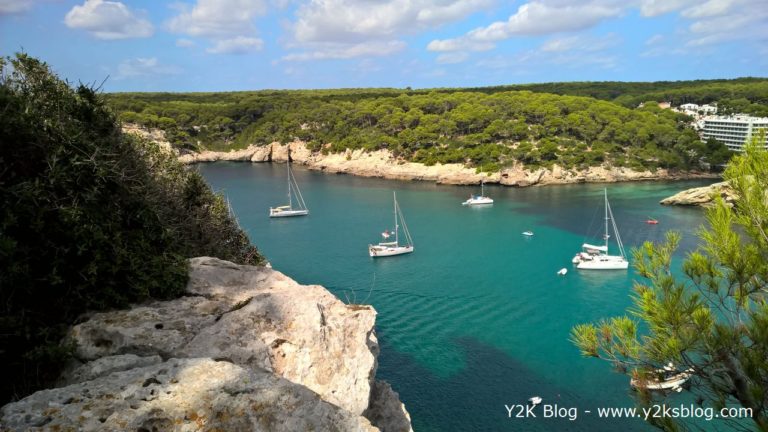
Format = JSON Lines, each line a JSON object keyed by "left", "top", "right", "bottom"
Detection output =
{"left": 463, "top": 78, "right": 768, "bottom": 116}
{"left": 0, "top": 54, "right": 262, "bottom": 403}
{"left": 106, "top": 78, "right": 765, "bottom": 172}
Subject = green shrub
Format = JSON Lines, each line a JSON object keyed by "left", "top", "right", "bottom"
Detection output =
{"left": 0, "top": 54, "right": 263, "bottom": 403}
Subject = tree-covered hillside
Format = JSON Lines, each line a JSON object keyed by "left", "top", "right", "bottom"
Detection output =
{"left": 108, "top": 84, "right": 736, "bottom": 172}
{"left": 465, "top": 78, "right": 768, "bottom": 116}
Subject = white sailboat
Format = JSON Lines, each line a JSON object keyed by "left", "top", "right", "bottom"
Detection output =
{"left": 572, "top": 189, "right": 628, "bottom": 270}
{"left": 369, "top": 192, "right": 414, "bottom": 257}
{"left": 269, "top": 159, "right": 309, "bottom": 218}
{"left": 462, "top": 181, "right": 494, "bottom": 206}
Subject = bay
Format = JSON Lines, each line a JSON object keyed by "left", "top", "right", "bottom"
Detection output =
{"left": 197, "top": 162, "right": 716, "bottom": 431}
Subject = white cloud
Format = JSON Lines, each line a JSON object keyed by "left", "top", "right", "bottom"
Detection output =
{"left": 64, "top": 0, "right": 153, "bottom": 40}
{"left": 166, "top": 0, "right": 266, "bottom": 38}
{"left": 293, "top": 0, "right": 491, "bottom": 44}
{"left": 680, "top": 0, "right": 735, "bottom": 19}
{"left": 0, "top": 0, "right": 35, "bottom": 14}
{"left": 428, "top": 0, "right": 767, "bottom": 59}
{"left": 475, "top": 33, "right": 620, "bottom": 71}
{"left": 116, "top": 57, "right": 181, "bottom": 79}
{"left": 282, "top": 40, "right": 406, "bottom": 61}
{"left": 285, "top": 0, "right": 490, "bottom": 60}
{"left": 166, "top": 0, "right": 267, "bottom": 55}
{"left": 427, "top": 38, "right": 494, "bottom": 52}
{"left": 176, "top": 38, "right": 195, "bottom": 48}
{"left": 639, "top": 0, "right": 697, "bottom": 17}
{"left": 206, "top": 36, "right": 264, "bottom": 54}
{"left": 540, "top": 33, "right": 620, "bottom": 52}
{"left": 683, "top": 0, "right": 768, "bottom": 46}
{"left": 436, "top": 52, "right": 469, "bottom": 64}
{"left": 427, "top": 1, "right": 625, "bottom": 53}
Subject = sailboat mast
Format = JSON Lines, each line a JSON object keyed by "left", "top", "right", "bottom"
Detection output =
{"left": 604, "top": 188, "right": 609, "bottom": 252}
{"left": 393, "top": 192, "right": 399, "bottom": 245}
{"left": 287, "top": 159, "right": 293, "bottom": 208}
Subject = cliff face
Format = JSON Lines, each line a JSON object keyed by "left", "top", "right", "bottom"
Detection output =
{"left": 176, "top": 141, "right": 718, "bottom": 186}
{"left": 0, "top": 257, "right": 412, "bottom": 432}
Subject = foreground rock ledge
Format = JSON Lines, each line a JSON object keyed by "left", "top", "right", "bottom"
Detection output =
{"left": 0, "top": 257, "right": 412, "bottom": 432}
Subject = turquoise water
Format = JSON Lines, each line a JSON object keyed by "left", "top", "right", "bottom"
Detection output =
{"left": 198, "top": 162, "right": 715, "bottom": 432}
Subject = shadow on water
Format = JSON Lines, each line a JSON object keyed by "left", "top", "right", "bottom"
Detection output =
{"left": 378, "top": 336, "right": 652, "bottom": 432}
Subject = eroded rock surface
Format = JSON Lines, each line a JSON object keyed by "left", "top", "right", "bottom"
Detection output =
{"left": 2, "top": 358, "right": 377, "bottom": 432}
{"left": 2, "top": 257, "right": 411, "bottom": 432}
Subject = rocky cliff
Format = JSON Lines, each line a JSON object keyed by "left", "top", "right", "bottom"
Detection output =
{"left": 176, "top": 141, "right": 718, "bottom": 187}
{"left": 0, "top": 257, "right": 412, "bottom": 432}
{"left": 660, "top": 181, "right": 735, "bottom": 207}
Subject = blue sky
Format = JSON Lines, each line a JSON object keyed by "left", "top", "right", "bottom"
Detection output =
{"left": 2, "top": 0, "right": 767, "bottom": 92}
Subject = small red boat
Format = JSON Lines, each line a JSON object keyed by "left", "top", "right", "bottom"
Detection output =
{"left": 646, "top": 218, "right": 659, "bottom": 225}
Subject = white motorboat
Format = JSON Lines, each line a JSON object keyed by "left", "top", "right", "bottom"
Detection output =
{"left": 269, "top": 159, "right": 309, "bottom": 218}
{"left": 630, "top": 363, "right": 693, "bottom": 392}
{"left": 557, "top": 268, "right": 567, "bottom": 276}
{"left": 369, "top": 192, "right": 414, "bottom": 257}
{"left": 528, "top": 396, "right": 543, "bottom": 406}
{"left": 572, "top": 189, "right": 628, "bottom": 270}
{"left": 522, "top": 231, "right": 534, "bottom": 236}
{"left": 462, "top": 181, "right": 494, "bottom": 206}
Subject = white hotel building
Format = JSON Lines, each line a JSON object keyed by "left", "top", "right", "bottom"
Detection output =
{"left": 699, "top": 115, "right": 768, "bottom": 151}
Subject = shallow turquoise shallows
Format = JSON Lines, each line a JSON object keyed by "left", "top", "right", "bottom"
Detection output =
{"left": 198, "top": 162, "right": 716, "bottom": 432}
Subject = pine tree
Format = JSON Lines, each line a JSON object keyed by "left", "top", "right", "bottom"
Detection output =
{"left": 571, "top": 133, "right": 768, "bottom": 431}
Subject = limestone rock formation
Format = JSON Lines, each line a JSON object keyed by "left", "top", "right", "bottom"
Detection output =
{"left": 364, "top": 381, "right": 414, "bottom": 432}
{"left": 1, "top": 358, "right": 377, "bottom": 432}
{"left": 1, "top": 257, "right": 412, "bottom": 432}
{"left": 122, "top": 123, "right": 173, "bottom": 152}
{"left": 660, "top": 181, "right": 735, "bottom": 207}
{"left": 176, "top": 141, "right": 717, "bottom": 187}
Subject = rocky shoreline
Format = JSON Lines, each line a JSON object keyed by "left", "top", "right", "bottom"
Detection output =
{"left": 0, "top": 257, "right": 412, "bottom": 432}
{"left": 176, "top": 141, "right": 720, "bottom": 187}
{"left": 660, "top": 181, "right": 735, "bottom": 207}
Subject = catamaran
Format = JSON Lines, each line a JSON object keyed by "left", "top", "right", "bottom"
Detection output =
{"left": 572, "top": 189, "right": 628, "bottom": 270}
{"left": 269, "top": 159, "right": 309, "bottom": 218}
{"left": 369, "top": 192, "right": 414, "bottom": 257}
{"left": 462, "top": 181, "right": 494, "bottom": 206}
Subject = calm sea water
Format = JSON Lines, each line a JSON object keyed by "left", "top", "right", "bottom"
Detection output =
{"left": 197, "top": 162, "right": 716, "bottom": 432}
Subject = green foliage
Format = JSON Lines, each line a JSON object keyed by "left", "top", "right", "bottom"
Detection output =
{"left": 570, "top": 135, "right": 768, "bottom": 430}
{"left": 466, "top": 78, "right": 768, "bottom": 112}
{"left": 0, "top": 54, "right": 263, "bottom": 403}
{"left": 107, "top": 86, "right": 741, "bottom": 172}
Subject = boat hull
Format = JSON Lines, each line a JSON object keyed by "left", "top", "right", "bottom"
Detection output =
{"left": 576, "top": 256, "right": 629, "bottom": 270}
{"left": 462, "top": 198, "right": 494, "bottom": 206}
{"left": 269, "top": 209, "right": 309, "bottom": 218}
{"left": 369, "top": 245, "right": 414, "bottom": 257}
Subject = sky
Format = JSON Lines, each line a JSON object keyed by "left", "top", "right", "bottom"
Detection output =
{"left": 1, "top": 0, "right": 767, "bottom": 92}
